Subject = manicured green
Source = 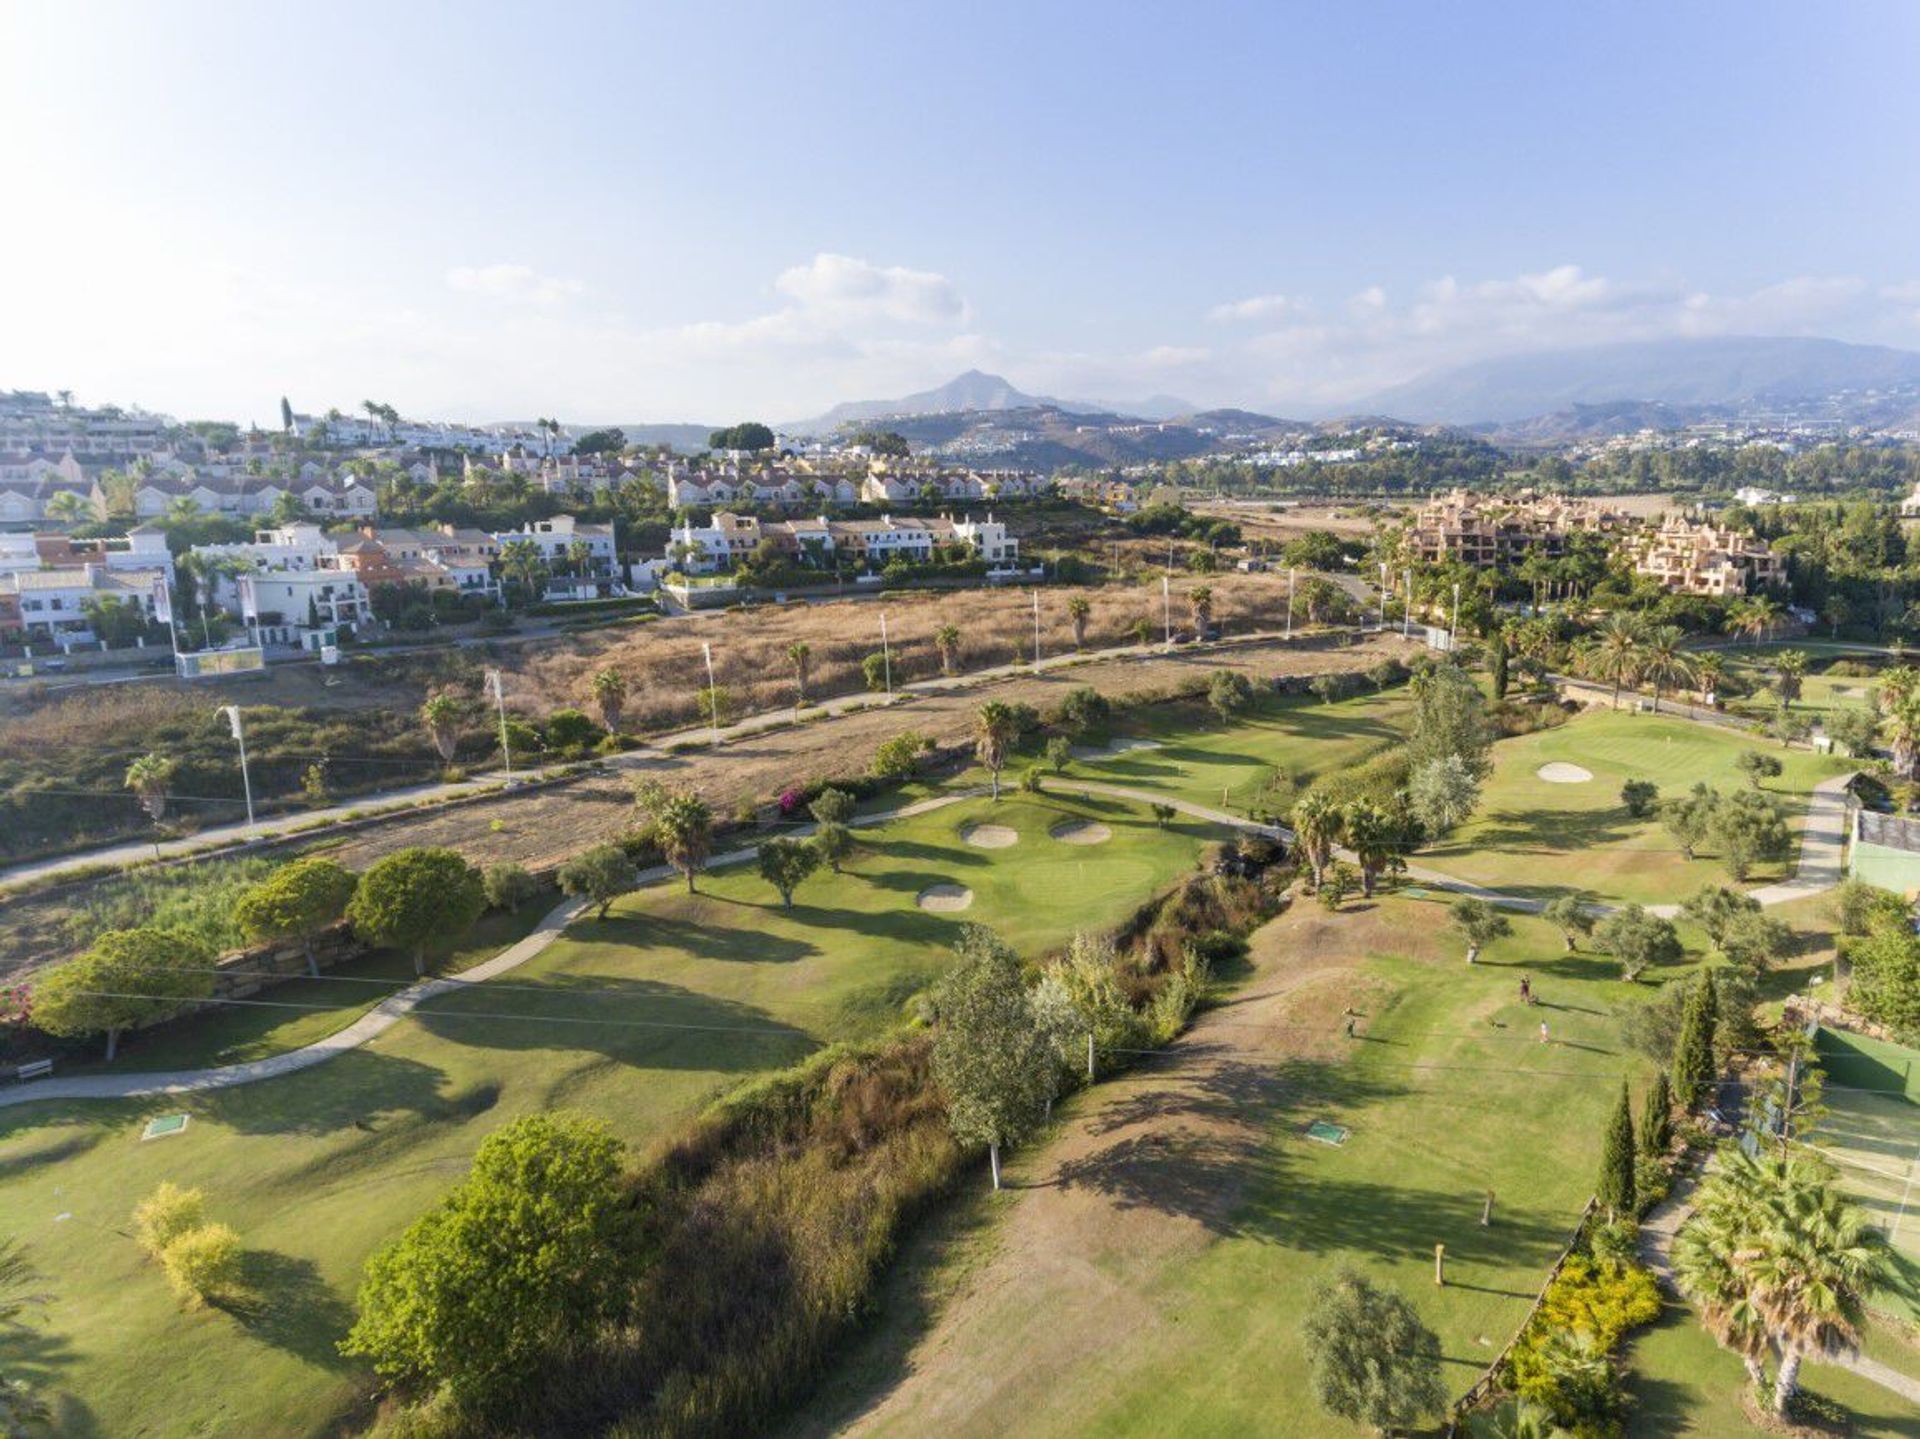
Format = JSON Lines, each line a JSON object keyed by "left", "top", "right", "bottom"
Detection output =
{"left": 1424, "top": 710, "right": 1847, "bottom": 906}
{"left": 1813, "top": 1027, "right": 1920, "bottom": 1322}
{"left": 0, "top": 791, "right": 1210, "bottom": 1438}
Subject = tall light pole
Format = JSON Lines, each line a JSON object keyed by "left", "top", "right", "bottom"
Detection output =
{"left": 1162, "top": 574, "right": 1172, "bottom": 649}
{"left": 1450, "top": 582, "right": 1462, "bottom": 653}
{"left": 1285, "top": 567, "right": 1296, "bottom": 639}
{"left": 216, "top": 705, "right": 257, "bottom": 834}
{"left": 1031, "top": 590, "right": 1041, "bottom": 670}
{"left": 1402, "top": 568, "right": 1413, "bottom": 638}
{"left": 880, "top": 613, "right": 893, "bottom": 697}
{"left": 1377, "top": 562, "right": 1388, "bottom": 629}
{"left": 484, "top": 667, "right": 513, "bottom": 781}
{"left": 701, "top": 641, "right": 721, "bottom": 747}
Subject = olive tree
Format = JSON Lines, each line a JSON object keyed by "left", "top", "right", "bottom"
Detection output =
{"left": 756, "top": 837, "right": 820, "bottom": 909}
{"left": 931, "top": 927, "right": 1054, "bottom": 1190}
{"left": 32, "top": 927, "right": 216, "bottom": 1060}
{"left": 558, "top": 844, "right": 636, "bottom": 920}
{"left": 1301, "top": 1265, "right": 1445, "bottom": 1435}
{"left": 233, "top": 857, "right": 357, "bottom": 977}
{"left": 348, "top": 847, "right": 486, "bottom": 976}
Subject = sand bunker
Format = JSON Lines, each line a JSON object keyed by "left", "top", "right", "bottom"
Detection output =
{"left": 1537, "top": 762, "right": 1594, "bottom": 784}
{"left": 963, "top": 823, "right": 1019, "bottom": 849}
{"left": 1050, "top": 820, "right": 1113, "bottom": 845}
{"left": 917, "top": 884, "right": 974, "bottom": 912}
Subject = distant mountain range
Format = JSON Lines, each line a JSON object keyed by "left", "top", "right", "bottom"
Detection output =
{"left": 1359, "top": 336, "right": 1920, "bottom": 429}
{"left": 787, "top": 369, "right": 1197, "bottom": 433}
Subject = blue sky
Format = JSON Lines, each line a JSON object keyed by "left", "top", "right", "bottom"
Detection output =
{"left": 4, "top": 0, "right": 1918, "bottom": 423}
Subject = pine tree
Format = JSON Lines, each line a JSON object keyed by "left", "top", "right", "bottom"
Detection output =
{"left": 1491, "top": 630, "right": 1510, "bottom": 700}
{"left": 1638, "top": 1071, "right": 1673, "bottom": 1156}
{"left": 1597, "top": 1079, "right": 1637, "bottom": 1221}
{"left": 1671, "top": 970, "right": 1719, "bottom": 1110}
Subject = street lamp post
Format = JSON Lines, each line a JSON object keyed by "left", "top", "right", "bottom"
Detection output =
{"left": 216, "top": 705, "right": 257, "bottom": 834}
{"left": 484, "top": 667, "right": 513, "bottom": 781}
{"left": 1162, "top": 574, "right": 1172, "bottom": 648}
{"left": 1031, "top": 591, "right": 1041, "bottom": 670}
{"left": 1286, "top": 567, "right": 1296, "bottom": 639}
{"left": 1378, "top": 562, "right": 1388, "bottom": 629}
{"left": 1402, "top": 568, "right": 1413, "bottom": 638}
{"left": 701, "top": 642, "right": 721, "bottom": 747}
{"left": 880, "top": 613, "right": 892, "bottom": 697}
{"left": 1450, "top": 582, "right": 1462, "bottom": 652}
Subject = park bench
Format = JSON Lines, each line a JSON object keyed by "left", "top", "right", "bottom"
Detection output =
{"left": 13, "top": 1059, "right": 53, "bottom": 1083}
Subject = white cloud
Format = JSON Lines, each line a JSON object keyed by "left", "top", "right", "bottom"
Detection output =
{"left": 446, "top": 263, "right": 583, "bottom": 304}
{"left": 1207, "top": 293, "right": 1298, "bottom": 324}
{"left": 773, "top": 253, "right": 966, "bottom": 326}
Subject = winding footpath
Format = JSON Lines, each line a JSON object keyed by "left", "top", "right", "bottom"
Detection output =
{"left": 4, "top": 761, "right": 1856, "bottom": 1110}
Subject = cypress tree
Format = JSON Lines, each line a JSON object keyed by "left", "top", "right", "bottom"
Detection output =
{"left": 1638, "top": 1071, "right": 1673, "bottom": 1156}
{"left": 1597, "top": 1079, "right": 1637, "bottom": 1222}
{"left": 1490, "top": 630, "right": 1510, "bottom": 700}
{"left": 1671, "top": 970, "right": 1718, "bottom": 1110}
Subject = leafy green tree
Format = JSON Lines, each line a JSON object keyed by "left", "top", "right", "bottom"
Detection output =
{"left": 482, "top": 863, "right": 540, "bottom": 915}
{"left": 1045, "top": 735, "right": 1074, "bottom": 772}
{"left": 1710, "top": 791, "right": 1791, "bottom": 881}
{"left": 1290, "top": 790, "right": 1342, "bottom": 889}
{"left": 588, "top": 668, "right": 627, "bottom": 734}
{"left": 1680, "top": 884, "right": 1761, "bottom": 949}
{"left": 808, "top": 787, "right": 855, "bottom": 826}
{"left": 707, "top": 421, "right": 774, "bottom": 452}
{"left": 558, "top": 844, "right": 635, "bottom": 920}
{"left": 1450, "top": 896, "right": 1510, "bottom": 963}
{"left": 861, "top": 652, "right": 890, "bottom": 692}
{"left": 1489, "top": 628, "right": 1510, "bottom": 699}
{"left": 342, "top": 1113, "right": 635, "bottom": 1408}
{"left": 1207, "top": 668, "right": 1253, "bottom": 722}
{"left": 1405, "top": 661, "right": 1493, "bottom": 778}
{"left": 1594, "top": 903, "right": 1681, "bottom": 981}
{"left": 1671, "top": 970, "right": 1719, "bottom": 1108}
{"left": 1845, "top": 920, "right": 1920, "bottom": 1037}
{"left": 634, "top": 782, "right": 713, "bottom": 893}
{"left": 812, "top": 822, "right": 854, "bottom": 874}
{"left": 32, "top": 927, "right": 216, "bottom": 1059}
{"left": 1543, "top": 893, "right": 1595, "bottom": 952}
{"left": 348, "top": 848, "right": 486, "bottom": 976}
{"left": 1735, "top": 750, "right": 1782, "bottom": 790}
{"left": 1150, "top": 801, "right": 1176, "bottom": 828}
{"left": 756, "top": 837, "right": 820, "bottom": 909}
{"left": 233, "top": 858, "right": 357, "bottom": 977}
{"left": 1409, "top": 754, "right": 1481, "bottom": 836}
{"left": 1596, "top": 1080, "right": 1636, "bottom": 1221}
{"left": 871, "top": 729, "right": 932, "bottom": 779}
{"left": 974, "top": 700, "right": 1019, "bottom": 801}
{"left": 1661, "top": 784, "right": 1721, "bottom": 861}
{"left": 123, "top": 752, "right": 178, "bottom": 823}
{"left": 1620, "top": 779, "right": 1659, "bottom": 818}
{"left": 1055, "top": 684, "right": 1110, "bottom": 735}
{"left": 1639, "top": 1072, "right": 1673, "bottom": 1156}
{"left": 931, "top": 927, "right": 1054, "bottom": 1190}
{"left": 1300, "top": 1265, "right": 1445, "bottom": 1435}
{"left": 1720, "top": 910, "right": 1793, "bottom": 972}
{"left": 1066, "top": 594, "right": 1091, "bottom": 650}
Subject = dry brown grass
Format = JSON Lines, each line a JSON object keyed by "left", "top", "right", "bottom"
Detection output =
{"left": 511, "top": 574, "right": 1311, "bottom": 731}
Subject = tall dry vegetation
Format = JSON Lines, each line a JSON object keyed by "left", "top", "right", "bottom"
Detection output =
{"left": 517, "top": 574, "right": 1307, "bottom": 732}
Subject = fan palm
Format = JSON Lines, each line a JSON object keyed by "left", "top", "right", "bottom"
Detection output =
{"left": 123, "top": 752, "right": 178, "bottom": 822}
{"left": 786, "top": 641, "right": 812, "bottom": 705}
{"left": 974, "top": 700, "right": 1019, "bottom": 801}
{"left": 934, "top": 623, "right": 961, "bottom": 677}
{"left": 1339, "top": 799, "right": 1394, "bottom": 897}
{"left": 1289, "top": 790, "right": 1342, "bottom": 889}
{"left": 1066, "top": 595, "right": 1091, "bottom": 650}
{"left": 1578, "top": 612, "right": 1647, "bottom": 709}
{"left": 1639, "top": 624, "right": 1698, "bottom": 714}
{"left": 589, "top": 668, "right": 627, "bottom": 733}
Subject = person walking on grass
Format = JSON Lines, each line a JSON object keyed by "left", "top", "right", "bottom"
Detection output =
{"left": 1538, "top": 1019, "right": 1551, "bottom": 1045}
{"left": 1519, "top": 974, "right": 1532, "bottom": 1006}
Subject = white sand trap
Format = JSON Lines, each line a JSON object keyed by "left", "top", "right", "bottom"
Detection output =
{"left": 1107, "top": 738, "right": 1163, "bottom": 754}
{"left": 1050, "top": 820, "right": 1113, "bottom": 845}
{"left": 1537, "top": 762, "right": 1594, "bottom": 784}
{"left": 917, "top": 884, "right": 974, "bottom": 912}
{"left": 963, "top": 823, "right": 1019, "bottom": 849}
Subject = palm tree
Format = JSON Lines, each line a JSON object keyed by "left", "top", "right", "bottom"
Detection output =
{"left": 164, "top": 495, "right": 204, "bottom": 526}
{"left": 0, "top": 1238, "right": 49, "bottom": 1434}
{"left": 1639, "top": 625, "right": 1698, "bottom": 714}
{"left": 44, "top": 489, "right": 89, "bottom": 525}
{"left": 934, "top": 623, "right": 961, "bottom": 677}
{"left": 974, "top": 700, "right": 1019, "bottom": 801}
{"left": 498, "top": 538, "right": 546, "bottom": 601}
{"left": 786, "top": 641, "right": 812, "bottom": 706}
{"left": 589, "top": 668, "right": 627, "bottom": 734}
{"left": 1340, "top": 799, "right": 1394, "bottom": 897}
{"left": 1885, "top": 692, "right": 1920, "bottom": 778}
{"left": 638, "top": 782, "right": 713, "bottom": 893}
{"left": 1695, "top": 651, "right": 1725, "bottom": 704}
{"left": 1188, "top": 585, "right": 1214, "bottom": 637}
{"left": 124, "top": 752, "right": 178, "bottom": 822}
{"left": 1773, "top": 650, "right": 1808, "bottom": 709}
{"left": 1880, "top": 664, "right": 1919, "bottom": 715}
{"left": 1066, "top": 595, "right": 1091, "bottom": 651}
{"left": 1727, "top": 595, "right": 1783, "bottom": 647}
{"left": 1675, "top": 1149, "right": 1888, "bottom": 1414}
{"left": 566, "top": 539, "right": 594, "bottom": 580}
{"left": 420, "top": 693, "right": 462, "bottom": 763}
{"left": 1289, "top": 790, "right": 1342, "bottom": 889}
{"left": 1578, "top": 612, "right": 1647, "bottom": 709}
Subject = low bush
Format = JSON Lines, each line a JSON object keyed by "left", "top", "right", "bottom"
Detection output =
{"left": 133, "top": 1181, "right": 206, "bottom": 1258}
{"left": 1504, "top": 1254, "right": 1660, "bottom": 1429}
{"left": 161, "top": 1223, "right": 244, "bottom": 1308}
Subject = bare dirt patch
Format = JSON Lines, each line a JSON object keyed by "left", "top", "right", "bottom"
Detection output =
{"left": 962, "top": 824, "right": 1019, "bottom": 850}
{"left": 916, "top": 884, "right": 974, "bottom": 913}
{"left": 1048, "top": 821, "right": 1111, "bottom": 846}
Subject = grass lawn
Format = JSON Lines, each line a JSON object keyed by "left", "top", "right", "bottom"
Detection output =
{"left": 1718, "top": 647, "right": 1884, "bottom": 727}
{"left": 790, "top": 896, "right": 1667, "bottom": 1439}
{"left": 1623, "top": 1303, "right": 1920, "bottom": 1438}
{"left": 1423, "top": 710, "right": 1849, "bottom": 907}
{"left": 0, "top": 789, "right": 1213, "bottom": 1439}
{"left": 1072, "top": 684, "right": 1411, "bottom": 813}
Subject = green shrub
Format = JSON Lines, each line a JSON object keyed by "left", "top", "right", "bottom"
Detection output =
{"left": 161, "top": 1223, "right": 243, "bottom": 1308}
{"left": 133, "top": 1181, "right": 206, "bottom": 1258}
{"left": 1505, "top": 1255, "right": 1660, "bottom": 1424}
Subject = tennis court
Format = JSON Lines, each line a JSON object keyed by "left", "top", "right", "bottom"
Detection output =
{"left": 1814, "top": 1027, "right": 1920, "bottom": 1323}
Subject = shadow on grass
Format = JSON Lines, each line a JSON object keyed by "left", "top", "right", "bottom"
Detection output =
{"left": 221, "top": 1249, "right": 356, "bottom": 1371}
{"left": 191, "top": 1049, "right": 455, "bottom": 1137}
{"left": 597, "top": 911, "right": 820, "bottom": 966}
{"left": 412, "top": 973, "right": 815, "bottom": 1070}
